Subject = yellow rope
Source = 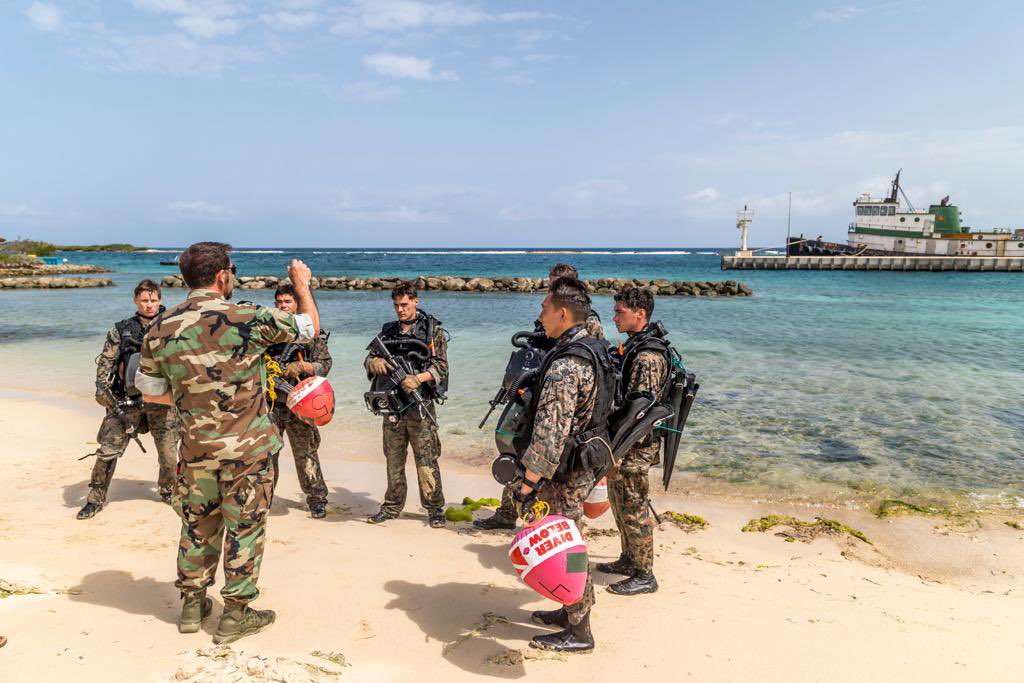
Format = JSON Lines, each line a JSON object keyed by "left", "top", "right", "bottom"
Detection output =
{"left": 264, "top": 355, "right": 283, "bottom": 409}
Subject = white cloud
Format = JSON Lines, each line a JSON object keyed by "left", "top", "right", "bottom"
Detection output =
{"left": 363, "top": 52, "right": 457, "bottom": 81}
{"left": 806, "top": 4, "right": 864, "bottom": 26}
{"left": 488, "top": 55, "right": 513, "bottom": 69}
{"left": 0, "top": 203, "right": 45, "bottom": 218}
{"left": 25, "top": 2, "right": 63, "bottom": 32}
{"left": 331, "top": 0, "right": 547, "bottom": 36}
{"left": 685, "top": 187, "right": 720, "bottom": 202}
{"left": 166, "top": 200, "right": 236, "bottom": 221}
{"left": 331, "top": 204, "right": 445, "bottom": 223}
{"left": 260, "top": 11, "right": 320, "bottom": 31}
{"left": 131, "top": 0, "right": 243, "bottom": 39}
{"left": 74, "top": 28, "right": 261, "bottom": 77}
{"left": 503, "top": 73, "right": 533, "bottom": 86}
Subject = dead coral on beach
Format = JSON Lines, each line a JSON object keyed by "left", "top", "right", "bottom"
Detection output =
{"left": 173, "top": 646, "right": 348, "bottom": 682}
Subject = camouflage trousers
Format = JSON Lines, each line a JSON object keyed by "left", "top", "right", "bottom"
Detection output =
{"left": 536, "top": 468, "right": 597, "bottom": 625}
{"left": 380, "top": 414, "right": 445, "bottom": 516}
{"left": 608, "top": 443, "right": 659, "bottom": 573}
{"left": 172, "top": 456, "right": 275, "bottom": 607}
{"left": 494, "top": 482, "right": 517, "bottom": 521}
{"left": 270, "top": 408, "right": 328, "bottom": 507}
{"left": 87, "top": 404, "right": 180, "bottom": 505}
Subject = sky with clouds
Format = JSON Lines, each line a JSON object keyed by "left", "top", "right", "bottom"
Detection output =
{"left": 2, "top": 0, "right": 1022, "bottom": 247}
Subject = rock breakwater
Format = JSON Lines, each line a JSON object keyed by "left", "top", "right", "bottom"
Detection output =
{"left": 0, "top": 276, "right": 115, "bottom": 289}
{"left": 160, "top": 274, "right": 752, "bottom": 296}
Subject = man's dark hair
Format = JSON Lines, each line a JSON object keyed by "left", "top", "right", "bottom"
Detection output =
{"left": 548, "top": 276, "right": 591, "bottom": 323}
{"left": 548, "top": 263, "right": 579, "bottom": 282}
{"left": 391, "top": 281, "right": 418, "bottom": 300}
{"left": 134, "top": 279, "right": 161, "bottom": 298}
{"left": 614, "top": 286, "right": 655, "bottom": 319}
{"left": 275, "top": 283, "right": 296, "bottom": 299}
{"left": 178, "top": 242, "right": 232, "bottom": 289}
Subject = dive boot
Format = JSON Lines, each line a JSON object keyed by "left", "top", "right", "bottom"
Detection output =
{"left": 531, "top": 607, "right": 569, "bottom": 629}
{"left": 309, "top": 503, "right": 327, "bottom": 519}
{"left": 366, "top": 510, "right": 396, "bottom": 524}
{"left": 607, "top": 571, "right": 659, "bottom": 596}
{"left": 177, "top": 590, "right": 213, "bottom": 634}
{"left": 213, "top": 605, "right": 276, "bottom": 645}
{"left": 595, "top": 554, "right": 635, "bottom": 576}
{"left": 472, "top": 512, "right": 516, "bottom": 530}
{"left": 529, "top": 614, "right": 594, "bottom": 654}
{"left": 76, "top": 502, "right": 103, "bottom": 520}
{"left": 428, "top": 511, "right": 447, "bottom": 528}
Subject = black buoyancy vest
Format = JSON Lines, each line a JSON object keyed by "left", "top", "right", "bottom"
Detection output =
{"left": 518, "top": 329, "right": 618, "bottom": 478}
{"left": 111, "top": 308, "right": 164, "bottom": 396}
{"left": 380, "top": 311, "right": 447, "bottom": 399}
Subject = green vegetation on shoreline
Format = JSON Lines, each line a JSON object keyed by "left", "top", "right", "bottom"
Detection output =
{"left": 1, "top": 239, "right": 145, "bottom": 257}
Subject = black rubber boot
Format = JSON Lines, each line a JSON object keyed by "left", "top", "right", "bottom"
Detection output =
{"left": 531, "top": 607, "right": 569, "bottom": 629}
{"left": 529, "top": 614, "right": 594, "bottom": 654}
{"left": 472, "top": 512, "right": 516, "bottom": 530}
{"left": 607, "top": 571, "right": 659, "bottom": 596}
{"left": 366, "top": 510, "right": 396, "bottom": 524}
{"left": 595, "top": 554, "right": 635, "bottom": 576}
{"left": 178, "top": 589, "right": 213, "bottom": 634}
{"left": 76, "top": 502, "right": 103, "bottom": 520}
{"left": 428, "top": 511, "right": 447, "bottom": 528}
{"left": 213, "top": 605, "right": 276, "bottom": 645}
{"left": 309, "top": 503, "right": 327, "bottom": 519}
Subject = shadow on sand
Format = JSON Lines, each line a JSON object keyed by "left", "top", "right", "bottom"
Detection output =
{"left": 66, "top": 569, "right": 219, "bottom": 635}
{"left": 384, "top": 579, "right": 556, "bottom": 679}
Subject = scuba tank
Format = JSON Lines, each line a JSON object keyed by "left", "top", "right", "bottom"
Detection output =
{"left": 112, "top": 308, "right": 164, "bottom": 400}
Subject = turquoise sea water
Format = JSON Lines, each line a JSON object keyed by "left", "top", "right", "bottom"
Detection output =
{"left": 2, "top": 249, "right": 1022, "bottom": 509}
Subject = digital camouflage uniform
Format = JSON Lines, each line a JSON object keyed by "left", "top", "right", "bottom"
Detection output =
{"left": 521, "top": 326, "right": 598, "bottom": 626}
{"left": 87, "top": 316, "right": 181, "bottom": 505}
{"left": 268, "top": 331, "right": 332, "bottom": 508}
{"left": 608, "top": 346, "right": 668, "bottom": 573}
{"left": 368, "top": 315, "right": 448, "bottom": 517}
{"left": 493, "top": 311, "right": 606, "bottom": 521}
{"left": 137, "top": 290, "right": 311, "bottom": 607}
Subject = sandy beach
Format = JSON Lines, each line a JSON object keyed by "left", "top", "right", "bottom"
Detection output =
{"left": 0, "top": 391, "right": 1021, "bottom": 682}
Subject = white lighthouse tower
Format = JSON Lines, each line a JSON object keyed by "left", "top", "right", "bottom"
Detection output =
{"left": 735, "top": 206, "right": 754, "bottom": 257}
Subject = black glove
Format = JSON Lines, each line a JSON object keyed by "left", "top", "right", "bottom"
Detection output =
{"left": 513, "top": 483, "right": 538, "bottom": 519}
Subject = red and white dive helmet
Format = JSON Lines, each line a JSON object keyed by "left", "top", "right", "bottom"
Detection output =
{"left": 286, "top": 376, "right": 336, "bottom": 427}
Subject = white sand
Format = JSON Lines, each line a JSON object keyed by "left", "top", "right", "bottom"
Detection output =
{"left": 1, "top": 391, "right": 1022, "bottom": 682}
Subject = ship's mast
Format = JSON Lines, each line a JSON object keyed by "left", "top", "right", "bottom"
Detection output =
{"left": 887, "top": 169, "right": 901, "bottom": 203}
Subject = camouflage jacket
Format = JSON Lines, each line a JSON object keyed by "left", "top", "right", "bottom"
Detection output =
{"left": 626, "top": 348, "right": 669, "bottom": 397}
{"left": 136, "top": 289, "right": 313, "bottom": 467}
{"left": 521, "top": 327, "right": 597, "bottom": 479}
{"left": 94, "top": 325, "right": 123, "bottom": 391}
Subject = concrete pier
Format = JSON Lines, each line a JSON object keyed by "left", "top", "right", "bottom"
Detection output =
{"left": 721, "top": 255, "right": 1024, "bottom": 272}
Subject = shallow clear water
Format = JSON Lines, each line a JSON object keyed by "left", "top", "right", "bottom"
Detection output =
{"left": 3, "top": 249, "right": 1022, "bottom": 508}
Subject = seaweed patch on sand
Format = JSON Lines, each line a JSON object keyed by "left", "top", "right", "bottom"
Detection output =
{"left": 661, "top": 511, "right": 709, "bottom": 532}
{"left": 875, "top": 499, "right": 951, "bottom": 519}
{"left": 742, "top": 515, "right": 871, "bottom": 545}
{"left": 0, "top": 579, "right": 45, "bottom": 598}
{"left": 445, "top": 497, "right": 502, "bottom": 523}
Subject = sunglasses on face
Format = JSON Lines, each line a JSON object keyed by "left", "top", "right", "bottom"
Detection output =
{"left": 226, "top": 264, "right": 237, "bottom": 275}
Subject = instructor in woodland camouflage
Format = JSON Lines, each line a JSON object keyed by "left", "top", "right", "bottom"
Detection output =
{"left": 77, "top": 279, "right": 181, "bottom": 520}
{"left": 136, "top": 242, "right": 319, "bottom": 644}
{"left": 600, "top": 286, "right": 668, "bottom": 595}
